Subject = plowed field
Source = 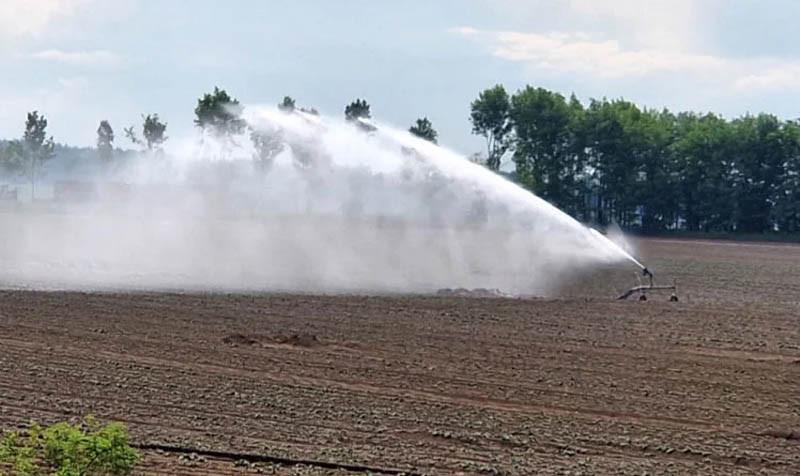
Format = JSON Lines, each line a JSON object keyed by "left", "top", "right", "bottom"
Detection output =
{"left": 1, "top": 238, "right": 798, "bottom": 475}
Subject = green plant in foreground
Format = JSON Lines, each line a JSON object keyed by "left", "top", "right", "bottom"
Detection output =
{"left": 0, "top": 416, "right": 139, "bottom": 476}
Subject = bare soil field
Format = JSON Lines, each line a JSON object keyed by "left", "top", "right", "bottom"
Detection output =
{"left": 1, "top": 238, "right": 799, "bottom": 475}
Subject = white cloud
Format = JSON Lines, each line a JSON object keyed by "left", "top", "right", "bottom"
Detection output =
{"left": 564, "top": 0, "right": 712, "bottom": 52}
{"left": 487, "top": 30, "right": 726, "bottom": 78}
{"left": 452, "top": 27, "right": 800, "bottom": 92}
{"left": 31, "top": 49, "right": 122, "bottom": 66}
{"left": 734, "top": 65, "right": 800, "bottom": 91}
{"left": 0, "top": 0, "right": 90, "bottom": 38}
{"left": 492, "top": 0, "right": 721, "bottom": 53}
{"left": 471, "top": 0, "right": 800, "bottom": 93}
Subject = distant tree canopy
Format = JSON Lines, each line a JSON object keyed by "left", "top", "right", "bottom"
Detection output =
{"left": 194, "top": 87, "right": 246, "bottom": 138}
{"left": 469, "top": 83, "right": 800, "bottom": 234}
{"left": 3, "top": 83, "right": 800, "bottom": 236}
{"left": 125, "top": 114, "right": 167, "bottom": 152}
{"left": 409, "top": 117, "right": 438, "bottom": 144}
{"left": 97, "top": 120, "right": 114, "bottom": 162}
{"left": 143, "top": 114, "right": 167, "bottom": 150}
{"left": 510, "top": 87, "right": 583, "bottom": 215}
{"left": 345, "top": 99, "right": 371, "bottom": 122}
{"left": 470, "top": 84, "right": 511, "bottom": 171}
{"left": 22, "top": 111, "right": 55, "bottom": 198}
{"left": 0, "top": 111, "right": 54, "bottom": 198}
{"left": 277, "top": 96, "right": 318, "bottom": 115}
{"left": 278, "top": 96, "right": 296, "bottom": 112}
{"left": 0, "top": 140, "right": 24, "bottom": 173}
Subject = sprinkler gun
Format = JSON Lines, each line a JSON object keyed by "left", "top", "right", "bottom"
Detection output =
{"left": 642, "top": 267, "right": 654, "bottom": 286}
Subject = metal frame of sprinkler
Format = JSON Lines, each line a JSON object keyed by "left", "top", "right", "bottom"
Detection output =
{"left": 617, "top": 267, "right": 679, "bottom": 302}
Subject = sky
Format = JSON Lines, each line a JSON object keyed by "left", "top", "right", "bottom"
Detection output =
{"left": 2, "top": 0, "right": 800, "bottom": 155}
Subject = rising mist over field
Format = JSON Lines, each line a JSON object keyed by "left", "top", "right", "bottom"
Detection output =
{"left": 0, "top": 104, "right": 633, "bottom": 294}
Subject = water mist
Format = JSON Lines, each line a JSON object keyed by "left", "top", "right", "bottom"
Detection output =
{"left": 0, "top": 105, "right": 639, "bottom": 295}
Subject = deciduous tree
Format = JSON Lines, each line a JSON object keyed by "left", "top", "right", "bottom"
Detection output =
{"left": 194, "top": 87, "right": 246, "bottom": 138}
{"left": 409, "top": 117, "right": 438, "bottom": 144}
{"left": 97, "top": 120, "right": 114, "bottom": 162}
{"left": 22, "top": 111, "right": 55, "bottom": 199}
{"left": 470, "top": 85, "right": 511, "bottom": 171}
{"left": 345, "top": 99, "right": 371, "bottom": 121}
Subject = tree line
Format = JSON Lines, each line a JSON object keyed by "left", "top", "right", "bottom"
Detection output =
{"left": 470, "top": 85, "right": 800, "bottom": 234}
{"left": 1, "top": 85, "right": 798, "bottom": 235}
{"left": 0, "top": 88, "right": 439, "bottom": 199}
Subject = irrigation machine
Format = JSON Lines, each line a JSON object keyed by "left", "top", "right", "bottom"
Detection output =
{"left": 617, "top": 267, "right": 679, "bottom": 302}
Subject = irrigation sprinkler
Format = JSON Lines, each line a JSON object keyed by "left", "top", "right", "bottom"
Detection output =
{"left": 617, "top": 267, "right": 679, "bottom": 301}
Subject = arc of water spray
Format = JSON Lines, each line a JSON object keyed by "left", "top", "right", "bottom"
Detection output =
{"left": 246, "top": 105, "right": 647, "bottom": 277}
{"left": 588, "top": 228, "right": 645, "bottom": 269}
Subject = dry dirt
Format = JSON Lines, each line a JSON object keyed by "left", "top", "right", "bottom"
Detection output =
{"left": 1, "top": 238, "right": 799, "bottom": 475}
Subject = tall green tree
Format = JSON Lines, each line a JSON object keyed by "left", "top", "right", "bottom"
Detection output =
{"left": 671, "top": 113, "right": 735, "bottom": 232}
{"left": 22, "top": 111, "right": 55, "bottom": 199}
{"left": 729, "top": 114, "right": 788, "bottom": 233}
{"left": 194, "top": 87, "right": 246, "bottom": 138}
{"left": 474, "top": 82, "right": 800, "bottom": 234}
{"left": 124, "top": 114, "right": 167, "bottom": 152}
{"left": 773, "top": 120, "right": 800, "bottom": 232}
{"left": 345, "top": 99, "right": 371, "bottom": 121}
{"left": 634, "top": 109, "right": 679, "bottom": 232}
{"left": 582, "top": 99, "right": 649, "bottom": 227}
{"left": 143, "top": 114, "right": 167, "bottom": 151}
{"left": 409, "top": 117, "right": 438, "bottom": 144}
{"left": 586, "top": 102, "right": 677, "bottom": 231}
{"left": 97, "top": 120, "right": 114, "bottom": 162}
{"left": 510, "top": 87, "right": 583, "bottom": 216}
{"left": 470, "top": 85, "right": 511, "bottom": 171}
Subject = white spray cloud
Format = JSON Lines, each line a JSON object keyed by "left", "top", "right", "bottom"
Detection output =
{"left": 0, "top": 106, "right": 636, "bottom": 295}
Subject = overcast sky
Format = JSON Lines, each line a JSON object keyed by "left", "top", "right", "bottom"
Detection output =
{"left": 2, "top": 0, "right": 800, "bottom": 154}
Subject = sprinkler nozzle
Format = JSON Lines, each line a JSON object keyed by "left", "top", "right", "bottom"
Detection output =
{"left": 642, "top": 267, "right": 654, "bottom": 286}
